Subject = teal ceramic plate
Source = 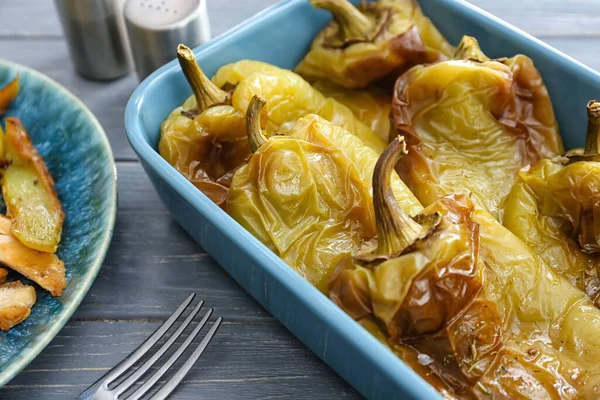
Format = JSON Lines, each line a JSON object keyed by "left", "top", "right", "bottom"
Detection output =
{"left": 0, "top": 60, "right": 117, "bottom": 387}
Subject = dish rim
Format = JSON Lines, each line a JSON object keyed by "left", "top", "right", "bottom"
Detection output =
{"left": 0, "top": 58, "right": 118, "bottom": 388}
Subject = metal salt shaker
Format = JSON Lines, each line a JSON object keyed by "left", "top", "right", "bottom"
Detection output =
{"left": 54, "top": 0, "right": 133, "bottom": 81}
{"left": 124, "top": 0, "right": 211, "bottom": 80}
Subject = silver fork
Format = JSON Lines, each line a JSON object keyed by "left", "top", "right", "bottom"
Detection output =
{"left": 77, "top": 294, "right": 222, "bottom": 400}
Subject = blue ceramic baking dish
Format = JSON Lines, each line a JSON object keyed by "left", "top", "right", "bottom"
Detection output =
{"left": 125, "top": 0, "right": 600, "bottom": 398}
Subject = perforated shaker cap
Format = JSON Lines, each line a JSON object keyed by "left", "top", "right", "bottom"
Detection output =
{"left": 124, "top": 0, "right": 211, "bottom": 79}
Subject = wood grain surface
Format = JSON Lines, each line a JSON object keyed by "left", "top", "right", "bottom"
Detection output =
{"left": 0, "top": 0, "right": 598, "bottom": 399}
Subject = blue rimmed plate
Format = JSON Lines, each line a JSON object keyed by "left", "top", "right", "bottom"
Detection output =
{"left": 0, "top": 60, "right": 117, "bottom": 387}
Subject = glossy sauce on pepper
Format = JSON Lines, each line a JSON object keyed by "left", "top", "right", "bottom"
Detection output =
{"left": 392, "top": 37, "right": 563, "bottom": 219}
{"left": 296, "top": 0, "right": 454, "bottom": 88}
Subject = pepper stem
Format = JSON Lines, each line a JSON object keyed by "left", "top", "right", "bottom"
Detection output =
{"left": 246, "top": 96, "right": 268, "bottom": 153}
{"left": 454, "top": 36, "right": 490, "bottom": 62}
{"left": 177, "top": 44, "right": 228, "bottom": 113}
{"left": 585, "top": 100, "right": 600, "bottom": 155}
{"left": 311, "top": 0, "right": 374, "bottom": 43}
{"left": 370, "top": 138, "right": 439, "bottom": 257}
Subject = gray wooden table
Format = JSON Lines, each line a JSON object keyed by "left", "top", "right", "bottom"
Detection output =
{"left": 0, "top": 1, "right": 598, "bottom": 399}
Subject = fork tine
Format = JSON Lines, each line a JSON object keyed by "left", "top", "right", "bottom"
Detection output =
{"left": 113, "top": 299, "right": 205, "bottom": 396}
{"left": 126, "top": 309, "right": 214, "bottom": 400}
{"left": 103, "top": 293, "right": 196, "bottom": 386}
{"left": 149, "top": 317, "right": 223, "bottom": 400}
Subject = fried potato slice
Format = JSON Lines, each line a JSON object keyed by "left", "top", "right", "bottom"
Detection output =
{"left": 0, "top": 76, "right": 19, "bottom": 116}
{"left": 3, "top": 118, "right": 64, "bottom": 253}
{"left": 0, "top": 280, "right": 36, "bottom": 331}
{"left": 0, "top": 268, "right": 7, "bottom": 285}
{"left": 0, "top": 216, "right": 65, "bottom": 296}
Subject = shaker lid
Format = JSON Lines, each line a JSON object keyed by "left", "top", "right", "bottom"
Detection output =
{"left": 124, "top": 0, "right": 211, "bottom": 79}
{"left": 125, "top": 0, "right": 202, "bottom": 29}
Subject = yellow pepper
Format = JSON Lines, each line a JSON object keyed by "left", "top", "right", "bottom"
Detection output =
{"left": 392, "top": 36, "right": 563, "bottom": 219}
{"left": 159, "top": 45, "right": 248, "bottom": 209}
{"left": 295, "top": 0, "right": 454, "bottom": 88}
{"left": 312, "top": 80, "right": 392, "bottom": 141}
{"left": 212, "top": 60, "right": 387, "bottom": 152}
{"left": 504, "top": 101, "right": 600, "bottom": 304}
{"left": 358, "top": 317, "right": 460, "bottom": 399}
{"left": 227, "top": 96, "right": 421, "bottom": 292}
{"left": 161, "top": 51, "right": 394, "bottom": 208}
{"left": 330, "top": 138, "right": 600, "bottom": 398}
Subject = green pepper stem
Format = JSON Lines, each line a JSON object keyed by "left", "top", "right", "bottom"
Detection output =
{"left": 177, "top": 44, "right": 228, "bottom": 113}
{"left": 371, "top": 138, "right": 438, "bottom": 256}
{"left": 246, "top": 96, "right": 268, "bottom": 153}
{"left": 454, "top": 36, "right": 490, "bottom": 62}
{"left": 585, "top": 100, "right": 600, "bottom": 155}
{"left": 311, "top": 0, "right": 374, "bottom": 43}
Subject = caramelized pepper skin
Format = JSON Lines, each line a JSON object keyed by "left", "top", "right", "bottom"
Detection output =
{"left": 286, "top": 114, "right": 422, "bottom": 216}
{"left": 228, "top": 127, "right": 376, "bottom": 293}
{"left": 296, "top": 0, "right": 454, "bottom": 88}
{"left": 159, "top": 45, "right": 248, "bottom": 209}
{"left": 212, "top": 60, "right": 387, "bottom": 152}
{"left": 503, "top": 102, "right": 600, "bottom": 304}
{"left": 504, "top": 160, "right": 600, "bottom": 303}
{"left": 392, "top": 36, "right": 563, "bottom": 219}
{"left": 162, "top": 57, "right": 395, "bottom": 209}
{"left": 331, "top": 140, "right": 600, "bottom": 398}
{"left": 228, "top": 99, "right": 422, "bottom": 292}
{"left": 160, "top": 101, "right": 248, "bottom": 208}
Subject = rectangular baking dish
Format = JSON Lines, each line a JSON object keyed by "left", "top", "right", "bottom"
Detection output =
{"left": 124, "top": 1, "right": 600, "bottom": 398}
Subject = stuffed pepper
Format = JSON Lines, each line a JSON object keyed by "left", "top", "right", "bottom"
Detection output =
{"left": 392, "top": 36, "right": 563, "bottom": 219}
{"left": 160, "top": 52, "right": 388, "bottom": 209}
{"left": 504, "top": 100, "right": 600, "bottom": 304}
{"left": 227, "top": 96, "right": 422, "bottom": 292}
{"left": 296, "top": 0, "right": 454, "bottom": 88}
{"left": 159, "top": 45, "right": 249, "bottom": 209}
{"left": 331, "top": 138, "right": 600, "bottom": 398}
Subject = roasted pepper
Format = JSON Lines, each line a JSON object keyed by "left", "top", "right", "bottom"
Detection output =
{"left": 330, "top": 138, "right": 600, "bottom": 398}
{"left": 295, "top": 0, "right": 454, "bottom": 88}
{"left": 392, "top": 36, "right": 563, "bottom": 219}
{"left": 359, "top": 317, "right": 461, "bottom": 399}
{"left": 161, "top": 51, "right": 391, "bottom": 208}
{"left": 159, "top": 45, "right": 249, "bottom": 208}
{"left": 312, "top": 80, "right": 392, "bottom": 141}
{"left": 212, "top": 59, "right": 387, "bottom": 152}
{"left": 504, "top": 101, "right": 600, "bottom": 304}
{"left": 227, "top": 96, "right": 421, "bottom": 292}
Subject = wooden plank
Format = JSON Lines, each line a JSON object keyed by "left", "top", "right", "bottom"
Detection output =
{"left": 0, "top": 0, "right": 279, "bottom": 38}
{"left": 0, "top": 0, "right": 61, "bottom": 38}
{"left": 0, "top": 0, "right": 599, "bottom": 38}
{"left": 0, "top": 321, "right": 360, "bottom": 399}
{"left": 467, "top": 0, "right": 600, "bottom": 37}
{"left": 542, "top": 37, "right": 600, "bottom": 72}
{"left": 73, "top": 162, "right": 274, "bottom": 321}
